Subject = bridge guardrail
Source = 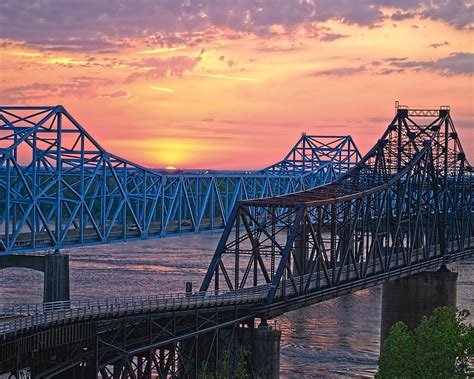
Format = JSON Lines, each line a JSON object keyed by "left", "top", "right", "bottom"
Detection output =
{"left": 0, "top": 288, "right": 266, "bottom": 319}
{"left": 0, "top": 285, "right": 271, "bottom": 337}
{"left": 0, "top": 241, "right": 472, "bottom": 338}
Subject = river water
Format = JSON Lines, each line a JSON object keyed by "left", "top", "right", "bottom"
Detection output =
{"left": 1, "top": 233, "right": 472, "bottom": 378}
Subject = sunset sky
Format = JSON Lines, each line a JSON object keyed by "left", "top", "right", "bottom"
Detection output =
{"left": 1, "top": 1, "right": 472, "bottom": 169}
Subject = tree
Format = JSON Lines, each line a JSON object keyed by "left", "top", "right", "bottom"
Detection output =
{"left": 377, "top": 322, "right": 416, "bottom": 378}
{"left": 377, "top": 307, "right": 474, "bottom": 379}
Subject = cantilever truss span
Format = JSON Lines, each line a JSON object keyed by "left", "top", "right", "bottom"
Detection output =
{"left": 0, "top": 106, "right": 361, "bottom": 254}
{"left": 0, "top": 105, "right": 472, "bottom": 379}
{"left": 200, "top": 105, "right": 473, "bottom": 303}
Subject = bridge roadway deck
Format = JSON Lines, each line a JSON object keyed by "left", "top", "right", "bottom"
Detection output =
{"left": 0, "top": 241, "right": 472, "bottom": 373}
{"left": 1, "top": 219, "right": 224, "bottom": 253}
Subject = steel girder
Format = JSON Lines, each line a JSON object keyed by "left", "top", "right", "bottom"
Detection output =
{"left": 0, "top": 106, "right": 359, "bottom": 254}
{"left": 96, "top": 318, "right": 256, "bottom": 379}
{"left": 200, "top": 106, "right": 473, "bottom": 304}
{"left": 2, "top": 304, "right": 258, "bottom": 378}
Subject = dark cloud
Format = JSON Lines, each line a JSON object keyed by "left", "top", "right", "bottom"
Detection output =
{"left": 305, "top": 52, "right": 472, "bottom": 78}
{"left": 319, "top": 32, "right": 348, "bottom": 42}
{"left": 258, "top": 44, "right": 303, "bottom": 53}
{"left": 126, "top": 56, "right": 201, "bottom": 82}
{"left": 391, "top": 10, "right": 418, "bottom": 21}
{"left": 385, "top": 57, "right": 409, "bottom": 62}
{"left": 429, "top": 41, "right": 450, "bottom": 49}
{"left": 22, "top": 38, "right": 131, "bottom": 53}
{"left": 421, "top": 0, "right": 473, "bottom": 29}
{"left": 310, "top": 66, "right": 366, "bottom": 77}
{"left": 1, "top": 1, "right": 470, "bottom": 53}
{"left": 309, "top": 0, "right": 385, "bottom": 27}
{"left": 387, "top": 0, "right": 472, "bottom": 28}
{"left": 387, "top": 52, "right": 473, "bottom": 75}
{"left": 377, "top": 68, "right": 405, "bottom": 75}
{"left": 1, "top": 77, "right": 112, "bottom": 103}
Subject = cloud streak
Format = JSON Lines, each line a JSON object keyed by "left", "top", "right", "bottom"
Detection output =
{"left": 140, "top": 46, "right": 186, "bottom": 54}
{"left": 150, "top": 86, "right": 174, "bottom": 93}
{"left": 310, "top": 66, "right": 366, "bottom": 77}
{"left": 102, "top": 89, "right": 129, "bottom": 98}
{"left": 187, "top": 73, "right": 261, "bottom": 82}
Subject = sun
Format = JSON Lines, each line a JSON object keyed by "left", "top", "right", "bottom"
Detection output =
{"left": 165, "top": 165, "right": 177, "bottom": 170}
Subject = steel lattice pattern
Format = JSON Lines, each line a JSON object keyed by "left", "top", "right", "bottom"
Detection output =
{"left": 0, "top": 106, "right": 360, "bottom": 254}
{"left": 0, "top": 105, "right": 472, "bottom": 378}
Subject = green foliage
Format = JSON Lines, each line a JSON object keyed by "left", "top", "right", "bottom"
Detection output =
{"left": 377, "top": 307, "right": 474, "bottom": 379}
{"left": 377, "top": 322, "right": 416, "bottom": 378}
{"left": 233, "top": 346, "right": 250, "bottom": 378}
{"left": 197, "top": 345, "right": 251, "bottom": 379}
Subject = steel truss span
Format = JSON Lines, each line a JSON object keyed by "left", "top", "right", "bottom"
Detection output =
{"left": 0, "top": 105, "right": 472, "bottom": 378}
{"left": 200, "top": 105, "right": 473, "bottom": 302}
{"left": 0, "top": 106, "right": 361, "bottom": 254}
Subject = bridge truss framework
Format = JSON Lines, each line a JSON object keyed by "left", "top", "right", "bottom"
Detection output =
{"left": 200, "top": 105, "right": 473, "bottom": 302}
{"left": 0, "top": 104, "right": 472, "bottom": 378}
{"left": 0, "top": 106, "right": 360, "bottom": 254}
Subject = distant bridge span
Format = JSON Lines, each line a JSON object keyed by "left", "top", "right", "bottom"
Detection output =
{"left": 0, "top": 104, "right": 472, "bottom": 378}
{"left": 0, "top": 106, "right": 360, "bottom": 254}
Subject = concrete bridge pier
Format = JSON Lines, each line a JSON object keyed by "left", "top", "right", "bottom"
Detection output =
{"left": 0, "top": 250, "right": 70, "bottom": 303}
{"left": 43, "top": 251, "right": 70, "bottom": 303}
{"left": 380, "top": 265, "right": 458, "bottom": 349}
{"left": 251, "top": 319, "right": 281, "bottom": 379}
{"left": 179, "top": 318, "right": 281, "bottom": 378}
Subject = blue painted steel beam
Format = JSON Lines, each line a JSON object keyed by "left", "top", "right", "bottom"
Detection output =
{"left": 0, "top": 106, "right": 361, "bottom": 254}
{"left": 199, "top": 105, "right": 473, "bottom": 304}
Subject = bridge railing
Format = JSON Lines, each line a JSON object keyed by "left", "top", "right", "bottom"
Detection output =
{"left": 1, "top": 237, "right": 472, "bottom": 339}
{"left": 0, "top": 284, "right": 273, "bottom": 337}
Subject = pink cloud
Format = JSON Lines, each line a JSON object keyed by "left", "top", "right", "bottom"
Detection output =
{"left": 102, "top": 89, "right": 129, "bottom": 98}
{"left": 126, "top": 56, "right": 201, "bottom": 82}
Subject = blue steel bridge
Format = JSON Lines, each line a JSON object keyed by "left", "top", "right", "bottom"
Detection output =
{"left": 0, "top": 105, "right": 360, "bottom": 254}
{"left": 0, "top": 104, "right": 472, "bottom": 379}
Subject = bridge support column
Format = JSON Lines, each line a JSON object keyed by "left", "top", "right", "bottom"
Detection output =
{"left": 0, "top": 250, "right": 70, "bottom": 304}
{"left": 380, "top": 265, "right": 457, "bottom": 349}
{"left": 44, "top": 251, "right": 70, "bottom": 303}
{"left": 251, "top": 319, "right": 281, "bottom": 379}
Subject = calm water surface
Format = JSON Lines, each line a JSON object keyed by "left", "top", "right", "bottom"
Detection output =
{"left": 1, "top": 234, "right": 472, "bottom": 378}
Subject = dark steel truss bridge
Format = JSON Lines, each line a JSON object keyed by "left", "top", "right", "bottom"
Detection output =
{"left": 0, "top": 104, "right": 472, "bottom": 378}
